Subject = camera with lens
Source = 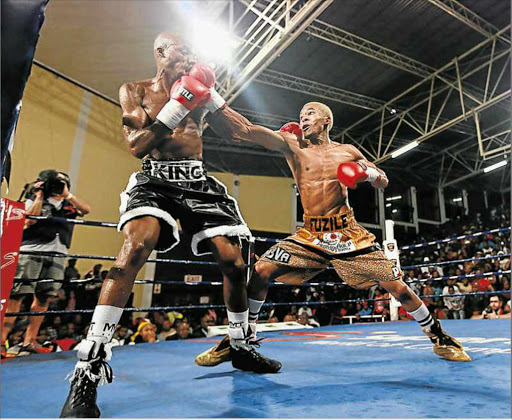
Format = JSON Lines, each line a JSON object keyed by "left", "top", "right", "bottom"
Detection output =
{"left": 20, "top": 169, "right": 71, "bottom": 201}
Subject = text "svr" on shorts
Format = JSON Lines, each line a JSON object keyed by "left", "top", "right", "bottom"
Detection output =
{"left": 265, "top": 247, "right": 291, "bottom": 263}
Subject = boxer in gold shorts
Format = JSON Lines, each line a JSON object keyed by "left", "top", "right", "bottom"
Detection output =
{"left": 259, "top": 207, "right": 400, "bottom": 288}
{"left": 195, "top": 98, "right": 470, "bottom": 367}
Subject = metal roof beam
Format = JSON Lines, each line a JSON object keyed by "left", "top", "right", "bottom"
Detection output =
{"left": 428, "top": 0, "right": 511, "bottom": 45}
{"left": 224, "top": 0, "right": 333, "bottom": 103}
{"left": 341, "top": 28, "right": 511, "bottom": 160}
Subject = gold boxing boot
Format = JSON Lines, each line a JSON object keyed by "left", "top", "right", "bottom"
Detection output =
{"left": 195, "top": 335, "right": 232, "bottom": 367}
{"left": 423, "top": 319, "right": 471, "bottom": 362}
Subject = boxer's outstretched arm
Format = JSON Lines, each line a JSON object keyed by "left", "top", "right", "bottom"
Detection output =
{"left": 120, "top": 83, "right": 170, "bottom": 158}
{"left": 346, "top": 145, "right": 389, "bottom": 189}
{"left": 207, "top": 106, "right": 292, "bottom": 153}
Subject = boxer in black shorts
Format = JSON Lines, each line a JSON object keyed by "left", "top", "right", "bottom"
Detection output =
{"left": 118, "top": 159, "right": 249, "bottom": 255}
{"left": 60, "top": 33, "right": 280, "bottom": 419}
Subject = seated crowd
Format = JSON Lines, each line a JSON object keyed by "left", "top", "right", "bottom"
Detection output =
{"left": 4, "top": 207, "right": 510, "bottom": 356}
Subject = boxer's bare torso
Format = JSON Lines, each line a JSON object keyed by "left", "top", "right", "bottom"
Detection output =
{"left": 284, "top": 142, "right": 357, "bottom": 217}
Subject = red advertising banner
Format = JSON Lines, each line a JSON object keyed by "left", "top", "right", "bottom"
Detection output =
{"left": 1, "top": 198, "right": 26, "bottom": 323}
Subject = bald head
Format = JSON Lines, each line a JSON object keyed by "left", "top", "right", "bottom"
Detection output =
{"left": 302, "top": 102, "right": 334, "bottom": 131}
{"left": 154, "top": 32, "right": 182, "bottom": 61}
{"left": 152, "top": 32, "right": 196, "bottom": 79}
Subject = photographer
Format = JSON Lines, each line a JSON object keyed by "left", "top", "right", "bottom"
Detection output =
{"left": 472, "top": 295, "right": 510, "bottom": 320}
{"left": 2, "top": 170, "right": 91, "bottom": 357}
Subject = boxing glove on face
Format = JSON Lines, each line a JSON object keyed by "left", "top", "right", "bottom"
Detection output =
{"left": 189, "top": 63, "right": 216, "bottom": 88}
{"left": 156, "top": 76, "right": 211, "bottom": 129}
{"left": 188, "top": 63, "right": 226, "bottom": 113}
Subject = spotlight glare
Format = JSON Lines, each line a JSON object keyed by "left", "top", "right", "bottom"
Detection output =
{"left": 392, "top": 209, "right": 398, "bottom": 214}
{"left": 191, "top": 22, "right": 239, "bottom": 65}
{"left": 452, "top": 198, "right": 463, "bottom": 202}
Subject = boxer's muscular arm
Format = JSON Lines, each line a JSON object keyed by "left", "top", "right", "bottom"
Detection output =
{"left": 206, "top": 106, "right": 293, "bottom": 153}
{"left": 346, "top": 145, "right": 389, "bottom": 189}
{"left": 120, "top": 83, "right": 170, "bottom": 159}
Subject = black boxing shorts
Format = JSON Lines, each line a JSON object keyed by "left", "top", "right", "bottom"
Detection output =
{"left": 118, "top": 159, "right": 252, "bottom": 255}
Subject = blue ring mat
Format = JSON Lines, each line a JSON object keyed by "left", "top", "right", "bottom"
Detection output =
{"left": 1, "top": 319, "right": 510, "bottom": 418}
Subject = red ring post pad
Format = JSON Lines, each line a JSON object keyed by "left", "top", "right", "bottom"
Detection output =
{"left": 1, "top": 198, "right": 26, "bottom": 323}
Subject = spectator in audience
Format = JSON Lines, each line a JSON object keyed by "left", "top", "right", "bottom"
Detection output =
{"left": 356, "top": 301, "right": 372, "bottom": 317}
{"left": 298, "top": 312, "right": 320, "bottom": 328}
{"left": 112, "top": 325, "right": 132, "bottom": 346}
{"left": 479, "top": 237, "right": 496, "bottom": 253}
{"left": 497, "top": 251, "right": 510, "bottom": 271}
{"left": 457, "top": 277, "right": 472, "bottom": 294}
{"left": 130, "top": 320, "right": 157, "bottom": 344}
{"left": 372, "top": 289, "right": 390, "bottom": 320}
{"left": 297, "top": 305, "right": 313, "bottom": 318}
{"left": 443, "top": 286, "right": 465, "bottom": 319}
{"left": 157, "top": 319, "right": 177, "bottom": 341}
{"left": 473, "top": 295, "right": 510, "bottom": 319}
{"left": 174, "top": 321, "right": 192, "bottom": 340}
{"left": 313, "top": 295, "right": 332, "bottom": 326}
{"left": 283, "top": 314, "right": 297, "bottom": 322}
{"left": 192, "top": 313, "right": 215, "bottom": 338}
{"left": 64, "top": 259, "right": 80, "bottom": 280}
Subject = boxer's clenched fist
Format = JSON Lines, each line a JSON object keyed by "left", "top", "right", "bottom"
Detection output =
{"left": 337, "top": 161, "right": 382, "bottom": 189}
{"left": 156, "top": 76, "right": 211, "bottom": 129}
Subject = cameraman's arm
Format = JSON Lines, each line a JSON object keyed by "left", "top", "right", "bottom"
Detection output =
{"left": 62, "top": 183, "right": 91, "bottom": 215}
{"left": 25, "top": 183, "right": 44, "bottom": 227}
{"left": 65, "top": 193, "right": 91, "bottom": 216}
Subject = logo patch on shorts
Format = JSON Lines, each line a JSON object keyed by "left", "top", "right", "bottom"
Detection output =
{"left": 387, "top": 243, "right": 395, "bottom": 252}
{"left": 391, "top": 266, "right": 401, "bottom": 278}
{"left": 264, "top": 247, "right": 291, "bottom": 263}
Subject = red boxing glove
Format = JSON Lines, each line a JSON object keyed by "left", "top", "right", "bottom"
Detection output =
{"left": 170, "top": 75, "right": 211, "bottom": 110}
{"left": 280, "top": 122, "right": 306, "bottom": 147}
{"left": 337, "top": 161, "right": 381, "bottom": 189}
{"left": 189, "top": 63, "right": 216, "bottom": 88}
{"left": 189, "top": 62, "right": 226, "bottom": 113}
{"left": 156, "top": 76, "right": 211, "bottom": 129}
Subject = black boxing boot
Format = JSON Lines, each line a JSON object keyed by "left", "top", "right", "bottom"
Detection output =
{"left": 230, "top": 336, "right": 282, "bottom": 374}
{"left": 60, "top": 340, "right": 113, "bottom": 418}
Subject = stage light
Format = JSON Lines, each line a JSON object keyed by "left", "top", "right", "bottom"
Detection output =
{"left": 391, "top": 141, "right": 419, "bottom": 158}
{"left": 483, "top": 160, "right": 508, "bottom": 173}
{"left": 452, "top": 198, "right": 462, "bottom": 202}
{"left": 385, "top": 203, "right": 392, "bottom": 207}
{"left": 191, "top": 22, "right": 240, "bottom": 65}
{"left": 392, "top": 209, "right": 398, "bottom": 214}
{"left": 386, "top": 195, "right": 402, "bottom": 201}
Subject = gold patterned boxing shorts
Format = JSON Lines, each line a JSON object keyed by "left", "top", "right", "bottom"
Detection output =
{"left": 258, "top": 206, "right": 402, "bottom": 289}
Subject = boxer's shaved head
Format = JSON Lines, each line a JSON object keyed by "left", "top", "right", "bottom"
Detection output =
{"left": 303, "top": 102, "right": 333, "bottom": 131}
{"left": 153, "top": 32, "right": 196, "bottom": 80}
{"left": 154, "top": 32, "right": 183, "bottom": 61}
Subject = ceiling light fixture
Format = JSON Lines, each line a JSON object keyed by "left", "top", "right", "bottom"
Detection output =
{"left": 386, "top": 195, "right": 402, "bottom": 201}
{"left": 483, "top": 160, "right": 508, "bottom": 173}
{"left": 391, "top": 141, "right": 419, "bottom": 158}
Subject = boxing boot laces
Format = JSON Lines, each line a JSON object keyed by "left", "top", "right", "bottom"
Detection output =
{"left": 230, "top": 337, "right": 282, "bottom": 374}
{"left": 60, "top": 341, "right": 114, "bottom": 418}
{"left": 423, "top": 319, "right": 471, "bottom": 362}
